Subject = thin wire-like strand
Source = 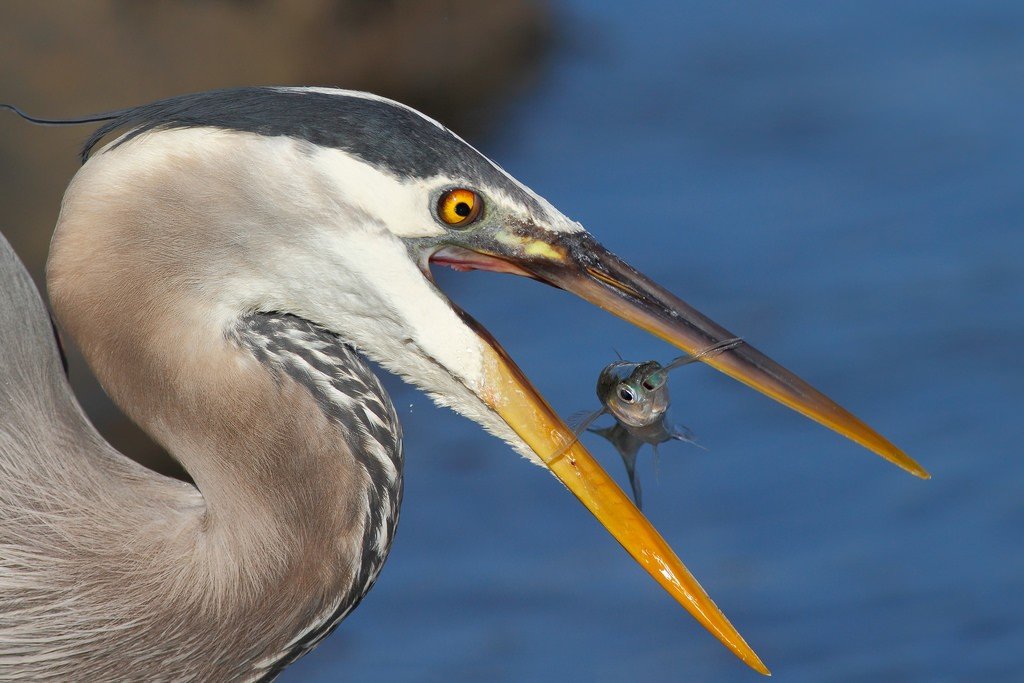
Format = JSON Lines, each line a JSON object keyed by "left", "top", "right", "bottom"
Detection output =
{"left": 663, "top": 337, "right": 745, "bottom": 372}
{"left": 0, "top": 103, "right": 126, "bottom": 127}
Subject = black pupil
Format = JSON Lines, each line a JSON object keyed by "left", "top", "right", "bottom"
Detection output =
{"left": 619, "top": 388, "right": 633, "bottom": 402}
{"left": 454, "top": 201, "right": 471, "bottom": 217}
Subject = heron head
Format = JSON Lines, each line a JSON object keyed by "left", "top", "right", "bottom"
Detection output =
{"left": 61, "top": 87, "right": 926, "bottom": 674}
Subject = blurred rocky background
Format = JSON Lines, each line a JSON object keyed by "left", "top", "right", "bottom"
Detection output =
{"left": 0, "top": 0, "right": 551, "bottom": 478}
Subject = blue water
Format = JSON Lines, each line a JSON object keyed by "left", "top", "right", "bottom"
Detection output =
{"left": 286, "top": 2, "right": 1023, "bottom": 681}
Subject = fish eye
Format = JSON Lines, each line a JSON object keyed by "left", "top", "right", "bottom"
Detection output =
{"left": 618, "top": 386, "right": 636, "bottom": 403}
{"left": 437, "top": 188, "right": 483, "bottom": 227}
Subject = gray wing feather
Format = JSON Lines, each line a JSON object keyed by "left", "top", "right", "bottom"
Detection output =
{"left": 0, "top": 233, "right": 203, "bottom": 681}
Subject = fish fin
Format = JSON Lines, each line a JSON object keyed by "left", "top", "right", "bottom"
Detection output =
{"left": 651, "top": 443, "right": 662, "bottom": 484}
{"left": 621, "top": 450, "right": 643, "bottom": 510}
{"left": 671, "top": 424, "right": 708, "bottom": 450}
{"left": 549, "top": 408, "right": 605, "bottom": 460}
{"left": 568, "top": 409, "right": 601, "bottom": 432}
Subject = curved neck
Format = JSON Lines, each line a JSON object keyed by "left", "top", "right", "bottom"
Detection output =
{"left": 47, "top": 226, "right": 403, "bottom": 672}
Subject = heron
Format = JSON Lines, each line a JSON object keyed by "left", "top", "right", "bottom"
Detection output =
{"left": 0, "top": 87, "right": 927, "bottom": 680}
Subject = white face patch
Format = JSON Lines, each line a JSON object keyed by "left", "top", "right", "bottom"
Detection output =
{"left": 303, "top": 143, "right": 581, "bottom": 241}
{"left": 248, "top": 178, "right": 531, "bottom": 463}
{"left": 303, "top": 145, "right": 447, "bottom": 239}
{"left": 84, "top": 122, "right": 554, "bottom": 467}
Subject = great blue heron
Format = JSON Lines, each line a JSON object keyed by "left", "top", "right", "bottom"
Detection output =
{"left": 0, "top": 87, "right": 927, "bottom": 680}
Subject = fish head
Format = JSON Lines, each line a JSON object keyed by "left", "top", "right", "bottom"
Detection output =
{"left": 597, "top": 359, "right": 670, "bottom": 428}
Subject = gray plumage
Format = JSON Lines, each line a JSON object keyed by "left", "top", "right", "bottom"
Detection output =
{"left": 0, "top": 232, "right": 403, "bottom": 680}
{"left": 229, "top": 313, "right": 403, "bottom": 678}
{"left": 0, "top": 88, "right": 444, "bottom": 679}
{"left": 0, "top": 232, "right": 402, "bottom": 681}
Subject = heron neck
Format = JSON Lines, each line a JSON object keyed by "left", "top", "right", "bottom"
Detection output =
{"left": 47, "top": 233, "right": 403, "bottom": 668}
{"left": 43, "top": 133, "right": 405, "bottom": 676}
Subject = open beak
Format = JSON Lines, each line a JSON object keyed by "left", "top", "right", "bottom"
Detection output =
{"left": 428, "top": 229, "right": 926, "bottom": 675}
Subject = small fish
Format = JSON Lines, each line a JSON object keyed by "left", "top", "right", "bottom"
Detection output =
{"left": 560, "top": 338, "right": 745, "bottom": 509}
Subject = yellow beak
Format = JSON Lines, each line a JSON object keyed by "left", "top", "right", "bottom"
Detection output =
{"left": 441, "top": 230, "right": 926, "bottom": 676}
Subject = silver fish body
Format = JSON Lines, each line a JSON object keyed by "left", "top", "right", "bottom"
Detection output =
{"left": 585, "top": 339, "right": 744, "bottom": 508}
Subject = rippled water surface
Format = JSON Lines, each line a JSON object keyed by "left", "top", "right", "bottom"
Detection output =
{"left": 285, "top": 2, "right": 1023, "bottom": 681}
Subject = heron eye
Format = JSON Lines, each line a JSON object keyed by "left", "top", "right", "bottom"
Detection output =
{"left": 437, "top": 188, "right": 483, "bottom": 227}
{"left": 618, "top": 386, "right": 636, "bottom": 403}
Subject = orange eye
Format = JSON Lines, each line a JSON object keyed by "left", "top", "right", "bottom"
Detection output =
{"left": 437, "top": 188, "right": 482, "bottom": 227}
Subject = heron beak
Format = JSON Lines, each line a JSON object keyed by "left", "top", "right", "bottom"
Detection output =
{"left": 461, "top": 314, "right": 771, "bottom": 676}
{"left": 427, "top": 226, "right": 924, "bottom": 675}
{"left": 521, "top": 232, "right": 929, "bottom": 479}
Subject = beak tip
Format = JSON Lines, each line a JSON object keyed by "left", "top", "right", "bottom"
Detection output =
{"left": 741, "top": 649, "right": 771, "bottom": 676}
{"left": 701, "top": 610, "right": 770, "bottom": 676}
{"left": 883, "top": 446, "right": 930, "bottom": 480}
